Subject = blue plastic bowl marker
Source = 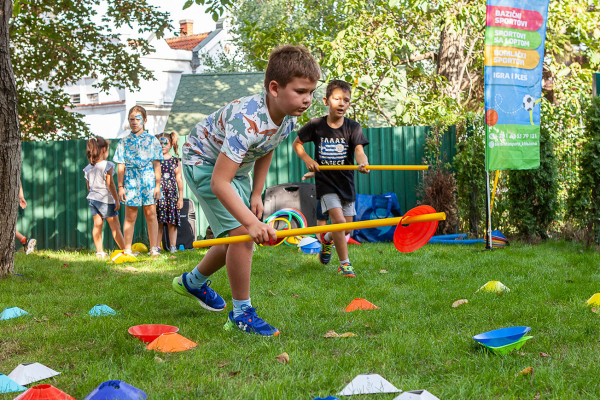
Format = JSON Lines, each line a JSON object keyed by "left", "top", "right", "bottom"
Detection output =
{"left": 472, "top": 326, "right": 531, "bottom": 347}
{"left": 300, "top": 242, "right": 321, "bottom": 254}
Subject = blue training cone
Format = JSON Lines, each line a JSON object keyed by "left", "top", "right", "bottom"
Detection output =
{"left": 0, "top": 374, "right": 26, "bottom": 394}
{"left": 0, "top": 307, "right": 28, "bottom": 321}
{"left": 83, "top": 380, "right": 147, "bottom": 400}
{"left": 88, "top": 304, "right": 117, "bottom": 316}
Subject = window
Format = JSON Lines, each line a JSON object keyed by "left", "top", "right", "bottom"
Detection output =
{"left": 87, "top": 93, "right": 99, "bottom": 103}
{"left": 70, "top": 94, "right": 80, "bottom": 104}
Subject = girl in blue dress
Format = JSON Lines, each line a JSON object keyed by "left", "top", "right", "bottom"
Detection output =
{"left": 113, "top": 106, "right": 164, "bottom": 257}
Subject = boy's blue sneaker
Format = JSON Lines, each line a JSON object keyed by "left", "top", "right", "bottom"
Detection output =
{"left": 223, "top": 307, "right": 280, "bottom": 337}
{"left": 172, "top": 273, "right": 226, "bottom": 312}
{"left": 319, "top": 233, "right": 333, "bottom": 265}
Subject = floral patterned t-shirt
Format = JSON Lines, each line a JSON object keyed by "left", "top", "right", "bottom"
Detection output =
{"left": 182, "top": 91, "right": 297, "bottom": 178}
{"left": 113, "top": 131, "right": 164, "bottom": 169}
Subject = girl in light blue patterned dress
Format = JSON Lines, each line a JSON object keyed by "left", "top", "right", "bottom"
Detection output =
{"left": 113, "top": 106, "right": 164, "bottom": 257}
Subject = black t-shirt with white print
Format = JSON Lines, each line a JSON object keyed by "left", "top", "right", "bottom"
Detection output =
{"left": 297, "top": 116, "right": 369, "bottom": 202}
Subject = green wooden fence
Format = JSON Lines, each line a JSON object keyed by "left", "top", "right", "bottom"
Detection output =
{"left": 17, "top": 126, "right": 455, "bottom": 250}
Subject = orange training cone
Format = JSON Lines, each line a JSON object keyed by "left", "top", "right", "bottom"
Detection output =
{"left": 393, "top": 205, "right": 439, "bottom": 253}
{"left": 344, "top": 298, "right": 380, "bottom": 312}
{"left": 146, "top": 332, "right": 197, "bottom": 353}
{"left": 14, "top": 384, "right": 76, "bottom": 400}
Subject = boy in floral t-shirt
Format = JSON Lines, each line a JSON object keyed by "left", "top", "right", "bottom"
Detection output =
{"left": 173, "top": 45, "right": 321, "bottom": 337}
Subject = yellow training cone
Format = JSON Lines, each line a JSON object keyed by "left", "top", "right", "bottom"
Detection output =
{"left": 587, "top": 293, "right": 600, "bottom": 307}
{"left": 111, "top": 252, "right": 137, "bottom": 264}
{"left": 132, "top": 243, "right": 148, "bottom": 253}
{"left": 476, "top": 281, "right": 510, "bottom": 293}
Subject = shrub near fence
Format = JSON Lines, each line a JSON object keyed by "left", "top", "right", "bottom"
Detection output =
{"left": 17, "top": 126, "right": 455, "bottom": 251}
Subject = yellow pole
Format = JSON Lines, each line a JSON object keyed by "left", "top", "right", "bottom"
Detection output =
{"left": 192, "top": 212, "right": 446, "bottom": 248}
{"left": 490, "top": 170, "right": 500, "bottom": 216}
{"left": 317, "top": 165, "right": 430, "bottom": 171}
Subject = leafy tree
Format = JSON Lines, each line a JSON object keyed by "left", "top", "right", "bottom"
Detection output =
{"left": 11, "top": 0, "right": 173, "bottom": 140}
{"left": 0, "top": 0, "right": 21, "bottom": 277}
{"left": 188, "top": 0, "right": 600, "bottom": 130}
{"left": 566, "top": 96, "right": 600, "bottom": 244}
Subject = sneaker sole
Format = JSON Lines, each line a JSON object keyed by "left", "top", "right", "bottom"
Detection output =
{"left": 319, "top": 254, "right": 331, "bottom": 265}
{"left": 223, "top": 319, "right": 280, "bottom": 337}
{"left": 26, "top": 239, "right": 36, "bottom": 255}
{"left": 171, "top": 276, "right": 226, "bottom": 312}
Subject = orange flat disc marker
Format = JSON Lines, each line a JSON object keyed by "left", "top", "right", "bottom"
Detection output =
{"left": 344, "top": 298, "right": 380, "bottom": 312}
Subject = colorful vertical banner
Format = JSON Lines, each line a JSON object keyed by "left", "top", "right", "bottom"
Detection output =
{"left": 484, "top": 0, "right": 550, "bottom": 170}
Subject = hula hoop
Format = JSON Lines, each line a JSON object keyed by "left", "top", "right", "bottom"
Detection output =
{"left": 265, "top": 208, "right": 308, "bottom": 245}
{"left": 259, "top": 217, "right": 291, "bottom": 247}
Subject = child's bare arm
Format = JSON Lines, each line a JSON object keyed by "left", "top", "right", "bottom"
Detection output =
{"left": 152, "top": 160, "right": 161, "bottom": 201}
{"left": 293, "top": 137, "right": 320, "bottom": 172}
{"left": 250, "top": 151, "right": 273, "bottom": 219}
{"left": 117, "top": 164, "right": 126, "bottom": 202}
{"left": 355, "top": 145, "right": 370, "bottom": 174}
{"left": 175, "top": 161, "right": 184, "bottom": 209}
{"left": 212, "top": 153, "right": 276, "bottom": 244}
{"left": 106, "top": 170, "right": 120, "bottom": 211}
{"left": 19, "top": 184, "right": 27, "bottom": 209}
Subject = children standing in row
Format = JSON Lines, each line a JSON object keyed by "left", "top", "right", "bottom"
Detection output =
{"left": 293, "top": 80, "right": 370, "bottom": 277}
{"left": 155, "top": 132, "right": 184, "bottom": 253}
{"left": 84, "top": 136, "right": 125, "bottom": 258}
{"left": 113, "top": 106, "right": 164, "bottom": 257}
{"left": 172, "top": 45, "right": 321, "bottom": 336}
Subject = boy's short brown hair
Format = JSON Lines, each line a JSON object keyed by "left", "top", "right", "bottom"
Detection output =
{"left": 264, "top": 45, "right": 321, "bottom": 90}
{"left": 326, "top": 79, "right": 352, "bottom": 98}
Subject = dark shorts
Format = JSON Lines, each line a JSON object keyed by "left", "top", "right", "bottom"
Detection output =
{"left": 316, "top": 201, "right": 329, "bottom": 221}
{"left": 88, "top": 199, "right": 118, "bottom": 218}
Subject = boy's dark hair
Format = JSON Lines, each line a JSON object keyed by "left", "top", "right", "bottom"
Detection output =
{"left": 264, "top": 45, "right": 321, "bottom": 90}
{"left": 156, "top": 131, "right": 179, "bottom": 156}
{"left": 326, "top": 79, "right": 352, "bottom": 98}
{"left": 86, "top": 136, "right": 110, "bottom": 165}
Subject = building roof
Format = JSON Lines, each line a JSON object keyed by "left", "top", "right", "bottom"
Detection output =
{"left": 192, "top": 29, "right": 222, "bottom": 52}
{"left": 165, "top": 32, "right": 211, "bottom": 51}
{"left": 164, "top": 72, "right": 265, "bottom": 137}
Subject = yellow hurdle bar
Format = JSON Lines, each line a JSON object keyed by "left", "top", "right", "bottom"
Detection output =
{"left": 317, "top": 165, "right": 430, "bottom": 171}
{"left": 192, "top": 212, "right": 446, "bottom": 248}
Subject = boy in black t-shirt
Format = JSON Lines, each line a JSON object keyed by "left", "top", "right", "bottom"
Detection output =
{"left": 293, "top": 80, "right": 369, "bottom": 277}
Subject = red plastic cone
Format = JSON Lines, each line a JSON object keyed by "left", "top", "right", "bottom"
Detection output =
{"left": 14, "top": 384, "right": 76, "bottom": 400}
{"left": 344, "top": 298, "right": 380, "bottom": 312}
{"left": 347, "top": 237, "right": 362, "bottom": 245}
{"left": 393, "top": 205, "right": 438, "bottom": 253}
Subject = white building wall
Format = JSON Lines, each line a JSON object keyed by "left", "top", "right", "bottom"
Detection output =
{"left": 66, "top": 19, "right": 231, "bottom": 139}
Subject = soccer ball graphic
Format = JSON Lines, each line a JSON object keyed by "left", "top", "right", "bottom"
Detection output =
{"left": 523, "top": 95, "right": 535, "bottom": 112}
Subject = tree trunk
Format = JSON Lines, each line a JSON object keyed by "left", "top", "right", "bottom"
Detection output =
{"left": 0, "top": 0, "right": 21, "bottom": 278}
{"left": 437, "top": 22, "right": 466, "bottom": 99}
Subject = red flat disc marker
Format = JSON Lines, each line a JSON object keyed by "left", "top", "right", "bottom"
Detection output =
{"left": 393, "top": 205, "right": 438, "bottom": 252}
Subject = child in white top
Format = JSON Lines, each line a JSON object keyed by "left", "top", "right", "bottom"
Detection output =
{"left": 84, "top": 136, "right": 125, "bottom": 258}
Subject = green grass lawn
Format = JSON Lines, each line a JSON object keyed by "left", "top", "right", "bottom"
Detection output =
{"left": 2, "top": 241, "right": 600, "bottom": 399}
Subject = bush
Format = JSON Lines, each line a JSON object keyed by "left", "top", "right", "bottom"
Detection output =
{"left": 454, "top": 116, "right": 486, "bottom": 237}
{"left": 506, "top": 122, "right": 559, "bottom": 239}
{"left": 566, "top": 96, "right": 600, "bottom": 244}
{"left": 417, "top": 124, "right": 458, "bottom": 235}
{"left": 417, "top": 165, "right": 459, "bottom": 235}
